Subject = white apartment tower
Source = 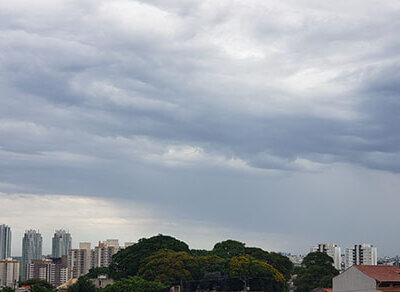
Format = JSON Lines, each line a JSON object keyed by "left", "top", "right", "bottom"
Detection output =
{"left": 68, "top": 248, "right": 91, "bottom": 279}
{"left": 311, "top": 243, "right": 341, "bottom": 270}
{"left": 0, "top": 224, "right": 11, "bottom": 260}
{"left": 0, "top": 258, "right": 20, "bottom": 288}
{"left": 92, "top": 240, "right": 119, "bottom": 268}
{"left": 345, "top": 244, "right": 377, "bottom": 269}
{"left": 21, "top": 230, "right": 43, "bottom": 281}
{"left": 52, "top": 230, "right": 72, "bottom": 258}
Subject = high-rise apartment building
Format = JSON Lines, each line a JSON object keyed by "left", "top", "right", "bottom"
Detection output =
{"left": 0, "top": 225, "right": 11, "bottom": 260}
{"left": 52, "top": 230, "right": 72, "bottom": 258}
{"left": 27, "top": 257, "right": 69, "bottom": 287}
{"left": 92, "top": 240, "right": 119, "bottom": 268}
{"left": 311, "top": 243, "right": 341, "bottom": 270}
{"left": 67, "top": 240, "right": 119, "bottom": 279}
{"left": 68, "top": 248, "right": 91, "bottom": 279}
{"left": 21, "top": 230, "right": 43, "bottom": 281}
{"left": 345, "top": 244, "right": 377, "bottom": 269}
{"left": 0, "top": 258, "right": 20, "bottom": 288}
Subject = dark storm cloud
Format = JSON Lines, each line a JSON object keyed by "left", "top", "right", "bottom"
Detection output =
{"left": 1, "top": 0, "right": 400, "bottom": 254}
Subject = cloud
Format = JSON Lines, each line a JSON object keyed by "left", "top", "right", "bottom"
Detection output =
{"left": 0, "top": 192, "right": 301, "bottom": 256}
{"left": 1, "top": 0, "right": 400, "bottom": 255}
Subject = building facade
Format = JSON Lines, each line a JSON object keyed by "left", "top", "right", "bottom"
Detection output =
{"left": 52, "top": 230, "right": 72, "bottom": 258}
{"left": 0, "top": 225, "right": 11, "bottom": 260}
{"left": 21, "top": 230, "right": 43, "bottom": 281}
{"left": 0, "top": 258, "right": 20, "bottom": 288}
{"left": 345, "top": 244, "right": 377, "bottom": 269}
{"left": 92, "top": 240, "right": 119, "bottom": 268}
{"left": 333, "top": 265, "right": 400, "bottom": 292}
{"left": 68, "top": 248, "right": 91, "bottom": 279}
{"left": 311, "top": 243, "right": 342, "bottom": 270}
{"left": 67, "top": 240, "right": 119, "bottom": 279}
{"left": 27, "top": 257, "right": 69, "bottom": 287}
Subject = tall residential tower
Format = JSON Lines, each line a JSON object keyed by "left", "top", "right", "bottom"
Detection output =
{"left": 52, "top": 230, "right": 72, "bottom": 258}
{"left": 311, "top": 243, "right": 341, "bottom": 270}
{"left": 21, "top": 230, "right": 43, "bottom": 281}
{"left": 345, "top": 244, "right": 377, "bottom": 269}
{"left": 0, "top": 225, "right": 11, "bottom": 260}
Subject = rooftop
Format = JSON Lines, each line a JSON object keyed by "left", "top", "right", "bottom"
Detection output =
{"left": 355, "top": 265, "right": 400, "bottom": 282}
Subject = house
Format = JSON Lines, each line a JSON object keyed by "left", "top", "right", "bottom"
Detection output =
{"left": 333, "top": 265, "right": 400, "bottom": 292}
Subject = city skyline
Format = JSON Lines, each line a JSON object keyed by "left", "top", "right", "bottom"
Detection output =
{"left": 0, "top": 223, "right": 389, "bottom": 260}
{"left": 2, "top": 0, "right": 400, "bottom": 257}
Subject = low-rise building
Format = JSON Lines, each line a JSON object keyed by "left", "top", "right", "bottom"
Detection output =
{"left": 333, "top": 265, "right": 400, "bottom": 292}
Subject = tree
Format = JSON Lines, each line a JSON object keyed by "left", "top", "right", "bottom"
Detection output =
{"left": 87, "top": 267, "right": 109, "bottom": 279}
{"left": 228, "top": 255, "right": 287, "bottom": 291}
{"left": 264, "top": 252, "right": 293, "bottom": 280}
{"left": 294, "top": 252, "right": 339, "bottom": 292}
{"left": 109, "top": 234, "right": 189, "bottom": 279}
{"left": 197, "top": 255, "right": 227, "bottom": 274}
{"left": 190, "top": 249, "right": 212, "bottom": 257}
{"left": 31, "top": 286, "right": 53, "bottom": 292}
{"left": 0, "top": 287, "right": 14, "bottom": 292}
{"left": 212, "top": 240, "right": 246, "bottom": 259}
{"left": 67, "top": 276, "right": 98, "bottom": 292}
{"left": 302, "top": 251, "right": 335, "bottom": 268}
{"left": 138, "top": 249, "right": 201, "bottom": 286}
{"left": 19, "top": 279, "right": 55, "bottom": 291}
{"left": 102, "top": 276, "right": 167, "bottom": 292}
{"left": 245, "top": 247, "right": 293, "bottom": 280}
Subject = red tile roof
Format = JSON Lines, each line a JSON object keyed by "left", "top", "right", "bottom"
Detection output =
{"left": 355, "top": 265, "right": 400, "bottom": 282}
{"left": 322, "top": 289, "right": 332, "bottom": 292}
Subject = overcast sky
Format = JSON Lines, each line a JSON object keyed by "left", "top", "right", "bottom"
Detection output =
{"left": 1, "top": 0, "right": 400, "bottom": 256}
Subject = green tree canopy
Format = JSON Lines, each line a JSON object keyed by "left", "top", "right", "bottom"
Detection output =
{"left": 212, "top": 240, "right": 246, "bottom": 258}
{"left": 245, "top": 247, "right": 293, "bottom": 280}
{"left": 102, "top": 276, "right": 167, "bottom": 292}
{"left": 190, "top": 249, "right": 212, "bottom": 257}
{"left": 109, "top": 234, "right": 189, "bottom": 279}
{"left": 228, "top": 255, "right": 287, "bottom": 291}
{"left": 0, "top": 287, "right": 14, "bottom": 292}
{"left": 302, "top": 251, "right": 335, "bottom": 268}
{"left": 138, "top": 249, "right": 201, "bottom": 285}
{"left": 197, "top": 254, "right": 227, "bottom": 274}
{"left": 294, "top": 252, "right": 339, "bottom": 292}
{"left": 264, "top": 252, "right": 293, "bottom": 280}
{"left": 19, "top": 279, "right": 55, "bottom": 291}
{"left": 87, "top": 267, "right": 109, "bottom": 279}
{"left": 67, "top": 276, "right": 97, "bottom": 292}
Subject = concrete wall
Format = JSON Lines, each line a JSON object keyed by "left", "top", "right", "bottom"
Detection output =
{"left": 333, "top": 266, "right": 377, "bottom": 292}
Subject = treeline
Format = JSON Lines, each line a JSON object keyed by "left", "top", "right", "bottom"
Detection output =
{"left": 19, "top": 234, "right": 339, "bottom": 292}
{"left": 85, "top": 234, "right": 292, "bottom": 291}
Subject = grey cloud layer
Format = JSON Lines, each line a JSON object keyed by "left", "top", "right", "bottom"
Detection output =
{"left": 1, "top": 0, "right": 400, "bottom": 254}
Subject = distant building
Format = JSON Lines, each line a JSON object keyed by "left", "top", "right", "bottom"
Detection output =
{"left": 67, "top": 240, "right": 119, "bottom": 279}
{"left": 91, "top": 275, "right": 114, "bottom": 289}
{"left": 311, "top": 243, "right": 341, "bottom": 270}
{"left": 26, "top": 257, "right": 69, "bottom": 287}
{"left": 68, "top": 248, "right": 91, "bottom": 279}
{"left": 92, "top": 240, "right": 119, "bottom": 268}
{"left": 52, "top": 230, "right": 72, "bottom": 258}
{"left": 21, "top": 230, "right": 43, "bottom": 281}
{"left": 345, "top": 244, "right": 377, "bottom": 269}
{"left": 0, "top": 258, "right": 20, "bottom": 288}
{"left": 0, "top": 224, "right": 11, "bottom": 260}
{"left": 79, "top": 242, "right": 91, "bottom": 251}
{"left": 333, "top": 265, "right": 400, "bottom": 291}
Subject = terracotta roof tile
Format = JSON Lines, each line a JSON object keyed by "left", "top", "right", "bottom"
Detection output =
{"left": 355, "top": 265, "right": 400, "bottom": 282}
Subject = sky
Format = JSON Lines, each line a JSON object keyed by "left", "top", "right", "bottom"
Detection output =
{"left": 1, "top": 0, "right": 400, "bottom": 257}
